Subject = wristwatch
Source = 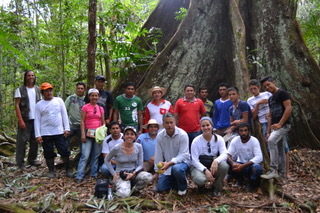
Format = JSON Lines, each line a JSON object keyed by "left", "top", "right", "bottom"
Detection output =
{"left": 203, "top": 168, "right": 207, "bottom": 173}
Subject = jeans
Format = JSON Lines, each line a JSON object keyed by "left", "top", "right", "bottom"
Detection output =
{"left": 187, "top": 130, "right": 202, "bottom": 151}
{"left": 157, "top": 162, "right": 189, "bottom": 192}
{"left": 260, "top": 122, "right": 268, "bottom": 139}
{"left": 191, "top": 161, "right": 229, "bottom": 191}
{"left": 268, "top": 124, "right": 290, "bottom": 179}
{"left": 16, "top": 119, "right": 38, "bottom": 166}
{"left": 76, "top": 137, "right": 102, "bottom": 179}
{"left": 228, "top": 162, "right": 262, "bottom": 184}
{"left": 42, "top": 134, "right": 70, "bottom": 159}
{"left": 100, "top": 163, "right": 116, "bottom": 177}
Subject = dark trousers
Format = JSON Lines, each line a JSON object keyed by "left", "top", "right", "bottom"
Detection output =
{"left": 42, "top": 134, "right": 70, "bottom": 159}
{"left": 16, "top": 119, "right": 38, "bottom": 166}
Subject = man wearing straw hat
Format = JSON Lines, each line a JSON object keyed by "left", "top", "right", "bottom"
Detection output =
{"left": 144, "top": 86, "right": 173, "bottom": 131}
{"left": 137, "top": 119, "right": 161, "bottom": 172}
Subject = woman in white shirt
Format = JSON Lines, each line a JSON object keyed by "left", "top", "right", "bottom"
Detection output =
{"left": 190, "top": 117, "right": 229, "bottom": 197}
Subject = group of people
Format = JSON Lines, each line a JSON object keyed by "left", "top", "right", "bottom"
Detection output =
{"left": 14, "top": 71, "right": 292, "bottom": 198}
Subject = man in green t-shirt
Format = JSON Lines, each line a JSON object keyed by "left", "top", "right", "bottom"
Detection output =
{"left": 113, "top": 82, "right": 143, "bottom": 134}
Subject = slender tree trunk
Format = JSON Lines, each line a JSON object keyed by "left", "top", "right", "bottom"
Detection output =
{"left": 87, "top": 0, "right": 97, "bottom": 89}
{"left": 98, "top": 2, "right": 111, "bottom": 90}
{"left": 113, "top": 0, "right": 320, "bottom": 149}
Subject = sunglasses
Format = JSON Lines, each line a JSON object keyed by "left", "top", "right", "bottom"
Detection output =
{"left": 93, "top": 107, "right": 97, "bottom": 114}
{"left": 207, "top": 142, "right": 211, "bottom": 153}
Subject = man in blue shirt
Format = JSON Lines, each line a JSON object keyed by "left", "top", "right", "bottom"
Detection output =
{"left": 213, "top": 83, "right": 233, "bottom": 136}
{"left": 136, "top": 119, "right": 160, "bottom": 172}
{"left": 228, "top": 87, "right": 252, "bottom": 133}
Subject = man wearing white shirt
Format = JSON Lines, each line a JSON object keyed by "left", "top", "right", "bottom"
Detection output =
{"left": 247, "top": 79, "right": 272, "bottom": 138}
{"left": 100, "top": 121, "right": 123, "bottom": 177}
{"left": 34, "top": 82, "right": 72, "bottom": 178}
{"left": 227, "top": 123, "right": 263, "bottom": 192}
{"left": 154, "top": 113, "right": 190, "bottom": 196}
{"left": 14, "top": 70, "right": 42, "bottom": 170}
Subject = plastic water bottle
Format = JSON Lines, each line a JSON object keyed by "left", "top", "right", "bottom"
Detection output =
{"left": 107, "top": 184, "right": 113, "bottom": 200}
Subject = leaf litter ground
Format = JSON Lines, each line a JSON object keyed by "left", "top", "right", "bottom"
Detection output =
{"left": 0, "top": 148, "right": 319, "bottom": 212}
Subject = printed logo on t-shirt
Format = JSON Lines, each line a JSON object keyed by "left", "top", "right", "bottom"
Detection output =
{"left": 132, "top": 102, "right": 137, "bottom": 107}
{"left": 160, "top": 108, "right": 166, "bottom": 114}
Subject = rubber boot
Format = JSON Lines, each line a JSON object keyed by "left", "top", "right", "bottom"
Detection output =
{"left": 46, "top": 158, "right": 55, "bottom": 178}
{"left": 62, "top": 156, "right": 73, "bottom": 178}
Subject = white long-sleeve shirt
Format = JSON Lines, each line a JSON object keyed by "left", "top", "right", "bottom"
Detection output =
{"left": 191, "top": 134, "right": 228, "bottom": 172}
{"left": 34, "top": 97, "right": 70, "bottom": 138}
{"left": 227, "top": 136, "right": 263, "bottom": 164}
{"left": 154, "top": 127, "right": 190, "bottom": 175}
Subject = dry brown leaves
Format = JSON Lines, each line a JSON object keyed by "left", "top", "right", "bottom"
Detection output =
{"left": 0, "top": 148, "right": 319, "bottom": 212}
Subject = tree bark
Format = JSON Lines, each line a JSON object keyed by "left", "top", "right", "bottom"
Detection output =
{"left": 113, "top": 0, "right": 320, "bottom": 149}
{"left": 87, "top": 0, "right": 97, "bottom": 89}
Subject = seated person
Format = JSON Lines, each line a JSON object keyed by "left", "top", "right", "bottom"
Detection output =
{"left": 136, "top": 119, "right": 160, "bottom": 172}
{"left": 100, "top": 121, "right": 123, "bottom": 177}
{"left": 154, "top": 113, "right": 190, "bottom": 196}
{"left": 104, "top": 126, "right": 152, "bottom": 198}
{"left": 227, "top": 123, "right": 263, "bottom": 192}
{"left": 191, "top": 117, "right": 229, "bottom": 197}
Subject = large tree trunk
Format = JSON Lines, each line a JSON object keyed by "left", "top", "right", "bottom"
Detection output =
{"left": 113, "top": 0, "right": 320, "bottom": 149}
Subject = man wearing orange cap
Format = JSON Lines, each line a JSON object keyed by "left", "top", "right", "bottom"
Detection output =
{"left": 14, "top": 70, "right": 42, "bottom": 170}
{"left": 34, "top": 82, "right": 72, "bottom": 178}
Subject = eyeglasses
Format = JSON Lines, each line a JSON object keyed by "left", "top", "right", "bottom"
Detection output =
{"left": 207, "top": 142, "right": 211, "bottom": 153}
{"left": 93, "top": 107, "right": 97, "bottom": 114}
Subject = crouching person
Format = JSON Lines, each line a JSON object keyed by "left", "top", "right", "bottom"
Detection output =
{"left": 104, "top": 126, "right": 152, "bottom": 198}
{"left": 227, "top": 123, "right": 263, "bottom": 192}
{"left": 154, "top": 113, "right": 190, "bottom": 196}
{"left": 191, "top": 117, "right": 229, "bottom": 197}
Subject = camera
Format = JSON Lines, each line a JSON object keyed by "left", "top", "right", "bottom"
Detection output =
{"left": 119, "top": 170, "right": 134, "bottom": 180}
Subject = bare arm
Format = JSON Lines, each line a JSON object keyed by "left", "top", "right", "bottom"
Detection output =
{"left": 80, "top": 111, "right": 86, "bottom": 142}
{"left": 251, "top": 99, "right": 268, "bottom": 120}
{"left": 113, "top": 109, "right": 119, "bottom": 122}
{"left": 138, "top": 110, "right": 143, "bottom": 134}
{"left": 14, "top": 98, "right": 26, "bottom": 129}
{"left": 174, "top": 112, "right": 179, "bottom": 126}
{"left": 107, "top": 105, "right": 113, "bottom": 124}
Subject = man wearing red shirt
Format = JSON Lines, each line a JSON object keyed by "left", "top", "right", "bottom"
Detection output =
{"left": 174, "top": 85, "right": 206, "bottom": 151}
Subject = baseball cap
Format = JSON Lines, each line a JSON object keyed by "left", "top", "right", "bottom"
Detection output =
{"left": 40, "top": 82, "right": 53, "bottom": 90}
{"left": 95, "top": 75, "right": 106, "bottom": 81}
{"left": 124, "top": 126, "right": 137, "bottom": 135}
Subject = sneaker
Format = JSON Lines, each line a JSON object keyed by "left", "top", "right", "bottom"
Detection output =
{"left": 212, "top": 189, "right": 221, "bottom": 197}
{"left": 261, "top": 169, "right": 279, "bottom": 179}
{"left": 178, "top": 190, "right": 187, "bottom": 196}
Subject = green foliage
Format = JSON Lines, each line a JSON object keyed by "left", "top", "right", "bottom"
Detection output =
{"left": 0, "top": 0, "right": 158, "bottom": 132}
{"left": 297, "top": 0, "right": 320, "bottom": 63}
{"left": 246, "top": 47, "right": 264, "bottom": 71}
{"left": 175, "top": 7, "right": 188, "bottom": 21}
{"left": 210, "top": 205, "right": 229, "bottom": 213}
